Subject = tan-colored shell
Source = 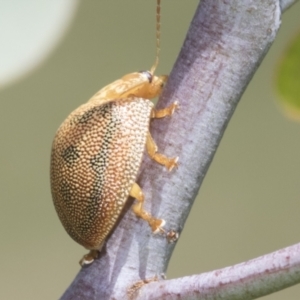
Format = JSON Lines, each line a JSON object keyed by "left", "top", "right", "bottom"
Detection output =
{"left": 50, "top": 97, "right": 153, "bottom": 250}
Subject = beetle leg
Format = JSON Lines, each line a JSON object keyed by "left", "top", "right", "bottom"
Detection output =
{"left": 130, "top": 182, "right": 165, "bottom": 233}
{"left": 150, "top": 101, "right": 178, "bottom": 118}
{"left": 79, "top": 249, "right": 99, "bottom": 267}
{"left": 146, "top": 132, "right": 178, "bottom": 171}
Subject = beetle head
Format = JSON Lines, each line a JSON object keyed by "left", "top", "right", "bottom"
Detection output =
{"left": 100, "top": 71, "right": 168, "bottom": 100}
{"left": 89, "top": 71, "right": 168, "bottom": 103}
{"left": 122, "top": 71, "right": 168, "bottom": 100}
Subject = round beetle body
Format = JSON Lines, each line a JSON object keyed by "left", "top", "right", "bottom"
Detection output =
{"left": 50, "top": 71, "right": 178, "bottom": 265}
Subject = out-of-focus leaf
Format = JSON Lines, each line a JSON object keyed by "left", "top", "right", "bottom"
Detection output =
{"left": 0, "top": 0, "right": 79, "bottom": 89}
{"left": 276, "top": 31, "right": 300, "bottom": 121}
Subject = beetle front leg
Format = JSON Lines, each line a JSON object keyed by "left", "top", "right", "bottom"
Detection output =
{"left": 130, "top": 183, "right": 165, "bottom": 233}
{"left": 146, "top": 132, "right": 178, "bottom": 171}
{"left": 150, "top": 101, "right": 178, "bottom": 118}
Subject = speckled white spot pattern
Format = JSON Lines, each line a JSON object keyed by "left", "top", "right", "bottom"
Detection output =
{"left": 50, "top": 97, "right": 153, "bottom": 250}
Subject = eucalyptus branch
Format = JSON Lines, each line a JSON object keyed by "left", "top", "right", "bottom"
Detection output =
{"left": 281, "top": 0, "right": 298, "bottom": 10}
{"left": 138, "top": 243, "right": 300, "bottom": 299}
{"left": 61, "top": 0, "right": 300, "bottom": 299}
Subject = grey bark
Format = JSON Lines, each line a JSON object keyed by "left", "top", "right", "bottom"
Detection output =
{"left": 138, "top": 243, "right": 300, "bottom": 299}
{"left": 61, "top": 0, "right": 300, "bottom": 299}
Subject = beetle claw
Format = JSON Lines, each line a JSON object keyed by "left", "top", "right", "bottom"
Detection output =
{"left": 166, "top": 157, "right": 179, "bottom": 171}
{"left": 151, "top": 218, "right": 166, "bottom": 234}
{"left": 170, "top": 101, "right": 179, "bottom": 115}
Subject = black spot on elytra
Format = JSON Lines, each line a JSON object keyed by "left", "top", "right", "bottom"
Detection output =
{"left": 90, "top": 104, "right": 115, "bottom": 175}
{"left": 77, "top": 108, "right": 97, "bottom": 124}
{"left": 90, "top": 152, "right": 108, "bottom": 175}
{"left": 59, "top": 179, "right": 72, "bottom": 203}
{"left": 62, "top": 145, "right": 80, "bottom": 166}
{"left": 77, "top": 104, "right": 113, "bottom": 125}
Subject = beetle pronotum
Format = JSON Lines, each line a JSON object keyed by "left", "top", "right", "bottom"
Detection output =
{"left": 50, "top": 0, "right": 178, "bottom": 266}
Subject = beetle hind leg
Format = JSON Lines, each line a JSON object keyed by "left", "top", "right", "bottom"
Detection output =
{"left": 130, "top": 183, "right": 165, "bottom": 233}
{"left": 79, "top": 249, "right": 99, "bottom": 267}
{"left": 146, "top": 132, "right": 178, "bottom": 171}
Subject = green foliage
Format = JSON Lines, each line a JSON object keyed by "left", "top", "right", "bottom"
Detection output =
{"left": 276, "top": 31, "right": 300, "bottom": 121}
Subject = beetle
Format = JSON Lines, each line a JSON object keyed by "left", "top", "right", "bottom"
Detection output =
{"left": 50, "top": 0, "right": 178, "bottom": 266}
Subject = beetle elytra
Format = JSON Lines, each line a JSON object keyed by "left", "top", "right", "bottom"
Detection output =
{"left": 50, "top": 0, "right": 178, "bottom": 266}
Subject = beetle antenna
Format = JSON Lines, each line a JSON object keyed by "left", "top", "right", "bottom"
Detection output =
{"left": 150, "top": 0, "right": 161, "bottom": 75}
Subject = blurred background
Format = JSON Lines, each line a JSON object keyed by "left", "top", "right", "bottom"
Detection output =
{"left": 1, "top": 1, "right": 300, "bottom": 299}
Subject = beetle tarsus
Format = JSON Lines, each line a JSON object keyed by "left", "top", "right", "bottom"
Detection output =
{"left": 151, "top": 101, "right": 179, "bottom": 119}
{"left": 79, "top": 250, "right": 99, "bottom": 267}
{"left": 151, "top": 218, "right": 166, "bottom": 234}
{"left": 130, "top": 183, "right": 166, "bottom": 233}
{"left": 146, "top": 132, "right": 178, "bottom": 171}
